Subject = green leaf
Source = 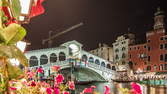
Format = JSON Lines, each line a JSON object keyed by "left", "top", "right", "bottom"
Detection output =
{"left": 8, "top": 26, "right": 26, "bottom": 44}
{"left": 10, "top": 0, "right": 21, "bottom": 19}
{"left": 0, "top": 23, "right": 26, "bottom": 44}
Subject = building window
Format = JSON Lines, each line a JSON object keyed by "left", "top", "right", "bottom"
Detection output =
{"left": 40, "top": 55, "right": 48, "bottom": 65}
{"left": 115, "top": 49, "right": 119, "bottom": 52}
{"left": 165, "top": 64, "right": 167, "bottom": 70}
{"left": 129, "top": 48, "right": 131, "bottom": 50}
{"left": 122, "top": 61, "right": 126, "bottom": 65}
{"left": 154, "top": 65, "right": 157, "bottom": 71}
{"left": 146, "top": 66, "right": 151, "bottom": 71}
{"left": 122, "top": 53, "right": 126, "bottom": 58}
{"left": 160, "top": 44, "right": 163, "bottom": 49}
{"left": 165, "top": 54, "right": 167, "bottom": 62}
{"left": 148, "top": 56, "right": 150, "bottom": 61}
{"left": 50, "top": 53, "right": 57, "bottom": 63}
{"left": 29, "top": 56, "right": 38, "bottom": 67}
{"left": 59, "top": 52, "right": 66, "bottom": 61}
{"left": 165, "top": 44, "right": 167, "bottom": 49}
{"left": 115, "top": 54, "right": 119, "bottom": 60}
{"left": 112, "top": 66, "right": 116, "bottom": 70}
{"left": 160, "top": 37, "right": 164, "bottom": 40}
{"left": 122, "top": 47, "right": 126, "bottom": 51}
{"left": 160, "top": 54, "right": 164, "bottom": 61}
{"left": 148, "top": 46, "right": 151, "bottom": 51}
{"left": 144, "top": 45, "right": 147, "bottom": 48}
{"left": 160, "top": 64, "right": 164, "bottom": 71}
{"left": 107, "top": 64, "right": 111, "bottom": 69}
{"left": 129, "top": 54, "right": 131, "bottom": 58}
{"left": 147, "top": 40, "right": 150, "bottom": 43}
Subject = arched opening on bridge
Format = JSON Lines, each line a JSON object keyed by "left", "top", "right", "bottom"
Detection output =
{"left": 29, "top": 56, "right": 38, "bottom": 67}
{"left": 88, "top": 57, "right": 94, "bottom": 63}
{"left": 82, "top": 54, "right": 87, "bottom": 62}
{"left": 50, "top": 53, "right": 57, "bottom": 63}
{"left": 95, "top": 59, "right": 100, "bottom": 65}
{"left": 101, "top": 62, "right": 105, "bottom": 67}
{"left": 59, "top": 52, "right": 66, "bottom": 61}
{"left": 128, "top": 61, "right": 133, "bottom": 69}
{"left": 107, "top": 64, "right": 111, "bottom": 69}
{"left": 112, "top": 66, "right": 116, "bottom": 71}
{"left": 40, "top": 55, "right": 48, "bottom": 65}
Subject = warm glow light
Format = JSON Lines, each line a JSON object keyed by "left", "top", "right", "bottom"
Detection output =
{"left": 19, "top": 0, "right": 31, "bottom": 14}
{"left": 16, "top": 41, "right": 27, "bottom": 52}
{"left": 10, "top": 58, "right": 20, "bottom": 66}
{"left": 19, "top": 16, "right": 25, "bottom": 21}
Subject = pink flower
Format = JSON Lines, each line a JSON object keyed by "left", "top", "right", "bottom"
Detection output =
{"left": 10, "top": 87, "right": 17, "bottom": 90}
{"left": 91, "top": 85, "right": 96, "bottom": 88}
{"left": 104, "top": 85, "right": 110, "bottom": 94}
{"left": 31, "top": 81, "right": 36, "bottom": 87}
{"left": 55, "top": 74, "right": 64, "bottom": 84}
{"left": 83, "top": 87, "right": 92, "bottom": 93}
{"left": 131, "top": 82, "right": 142, "bottom": 94}
{"left": 68, "top": 81, "right": 75, "bottom": 90}
{"left": 63, "top": 91, "right": 69, "bottom": 94}
{"left": 37, "top": 67, "right": 43, "bottom": 73}
{"left": 26, "top": 71, "right": 35, "bottom": 78}
{"left": 46, "top": 88, "right": 52, "bottom": 94}
{"left": 54, "top": 87, "right": 60, "bottom": 94}
{"left": 52, "top": 65, "right": 60, "bottom": 72}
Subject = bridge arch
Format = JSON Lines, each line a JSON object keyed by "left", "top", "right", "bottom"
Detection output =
{"left": 60, "top": 67, "right": 106, "bottom": 81}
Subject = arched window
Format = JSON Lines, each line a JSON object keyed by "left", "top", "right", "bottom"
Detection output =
{"left": 112, "top": 66, "right": 116, "bottom": 70}
{"left": 153, "top": 65, "right": 157, "bottom": 71}
{"left": 122, "top": 47, "right": 126, "bottom": 51}
{"left": 115, "top": 54, "right": 119, "bottom": 60}
{"left": 115, "top": 49, "right": 119, "bottom": 52}
{"left": 107, "top": 64, "right": 111, "bottom": 69}
{"left": 95, "top": 59, "right": 100, "bottom": 65}
{"left": 82, "top": 55, "right": 87, "bottom": 62}
{"left": 101, "top": 62, "right": 105, "bottom": 67}
{"left": 146, "top": 66, "right": 151, "bottom": 71}
{"left": 29, "top": 56, "right": 38, "bottom": 67}
{"left": 122, "top": 53, "right": 126, "bottom": 58}
{"left": 50, "top": 53, "right": 57, "bottom": 63}
{"left": 88, "top": 57, "right": 94, "bottom": 63}
{"left": 40, "top": 55, "right": 48, "bottom": 65}
{"left": 59, "top": 52, "right": 66, "bottom": 61}
{"left": 160, "top": 64, "right": 164, "bottom": 71}
{"left": 128, "top": 61, "right": 133, "bottom": 69}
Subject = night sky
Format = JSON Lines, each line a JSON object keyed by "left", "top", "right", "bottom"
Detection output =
{"left": 24, "top": 0, "right": 167, "bottom": 51}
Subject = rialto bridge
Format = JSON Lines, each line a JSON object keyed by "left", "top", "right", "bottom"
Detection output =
{"left": 25, "top": 40, "right": 118, "bottom": 82}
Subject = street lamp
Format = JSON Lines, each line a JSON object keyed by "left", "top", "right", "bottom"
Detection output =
{"left": 16, "top": 41, "right": 27, "bottom": 52}
{"left": 18, "top": 0, "right": 34, "bottom": 23}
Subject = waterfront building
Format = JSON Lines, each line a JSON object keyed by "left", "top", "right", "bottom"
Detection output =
{"left": 89, "top": 43, "right": 113, "bottom": 62}
{"left": 129, "top": 8, "right": 167, "bottom": 72}
{"left": 112, "top": 33, "right": 135, "bottom": 71}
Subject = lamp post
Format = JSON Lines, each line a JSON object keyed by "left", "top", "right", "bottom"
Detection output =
{"left": 18, "top": 0, "right": 34, "bottom": 23}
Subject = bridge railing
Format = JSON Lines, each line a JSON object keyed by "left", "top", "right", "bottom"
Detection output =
{"left": 86, "top": 62, "right": 116, "bottom": 75}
